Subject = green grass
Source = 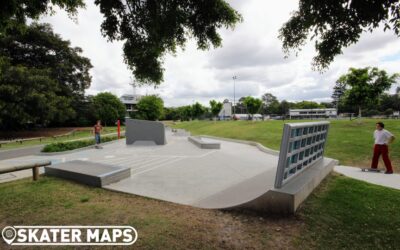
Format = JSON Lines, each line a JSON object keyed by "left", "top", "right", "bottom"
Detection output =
{"left": 173, "top": 119, "right": 400, "bottom": 169}
{"left": 0, "top": 126, "right": 123, "bottom": 150}
{"left": 297, "top": 174, "right": 400, "bottom": 249}
{"left": 0, "top": 177, "right": 286, "bottom": 249}
{"left": 1, "top": 175, "right": 399, "bottom": 249}
{"left": 41, "top": 135, "right": 123, "bottom": 152}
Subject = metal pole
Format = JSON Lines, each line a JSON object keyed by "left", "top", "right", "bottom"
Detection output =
{"left": 232, "top": 76, "right": 237, "bottom": 116}
{"left": 117, "top": 120, "right": 121, "bottom": 139}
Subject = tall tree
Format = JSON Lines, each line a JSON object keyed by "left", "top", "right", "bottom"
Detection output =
{"left": 191, "top": 102, "right": 206, "bottom": 119}
{"left": 338, "top": 67, "right": 399, "bottom": 118}
{"left": 0, "top": 23, "right": 92, "bottom": 129}
{"left": 331, "top": 81, "right": 347, "bottom": 109}
{"left": 261, "top": 93, "right": 280, "bottom": 115}
{"left": 0, "top": 23, "right": 92, "bottom": 97}
{"left": 0, "top": 58, "right": 75, "bottom": 129}
{"left": 136, "top": 95, "right": 164, "bottom": 121}
{"left": 280, "top": 0, "right": 400, "bottom": 70}
{"left": 209, "top": 100, "right": 223, "bottom": 120}
{"left": 0, "top": 1, "right": 241, "bottom": 85}
{"left": 177, "top": 105, "right": 193, "bottom": 121}
{"left": 243, "top": 96, "right": 262, "bottom": 120}
{"left": 92, "top": 92, "right": 126, "bottom": 126}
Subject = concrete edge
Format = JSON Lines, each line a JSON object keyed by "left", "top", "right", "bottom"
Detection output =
{"left": 188, "top": 136, "right": 221, "bottom": 149}
{"left": 38, "top": 138, "right": 125, "bottom": 156}
{"left": 231, "top": 158, "right": 338, "bottom": 214}
{"left": 198, "top": 135, "right": 279, "bottom": 156}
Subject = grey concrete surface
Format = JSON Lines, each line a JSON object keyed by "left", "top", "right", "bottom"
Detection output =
{"left": 188, "top": 136, "right": 221, "bottom": 149}
{"left": 0, "top": 145, "right": 44, "bottom": 160}
{"left": 126, "top": 119, "right": 166, "bottom": 145}
{"left": 335, "top": 165, "right": 400, "bottom": 190}
{"left": 45, "top": 160, "right": 130, "bottom": 187}
{"left": 0, "top": 130, "right": 337, "bottom": 213}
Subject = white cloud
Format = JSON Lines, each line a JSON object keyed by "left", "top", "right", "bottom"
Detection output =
{"left": 41, "top": 0, "right": 400, "bottom": 107}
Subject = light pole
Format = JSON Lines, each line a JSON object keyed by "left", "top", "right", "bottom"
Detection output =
{"left": 232, "top": 76, "right": 237, "bottom": 116}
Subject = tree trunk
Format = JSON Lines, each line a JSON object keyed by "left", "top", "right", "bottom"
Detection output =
{"left": 358, "top": 106, "right": 362, "bottom": 118}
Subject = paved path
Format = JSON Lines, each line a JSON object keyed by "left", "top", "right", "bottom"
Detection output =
{"left": 334, "top": 165, "right": 400, "bottom": 190}
{"left": 0, "top": 145, "right": 44, "bottom": 160}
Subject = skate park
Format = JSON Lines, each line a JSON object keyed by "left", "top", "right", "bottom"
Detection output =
{"left": 0, "top": 119, "right": 337, "bottom": 213}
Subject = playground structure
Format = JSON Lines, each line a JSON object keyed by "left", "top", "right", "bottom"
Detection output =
{"left": 0, "top": 120, "right": 337, "bottom": 214}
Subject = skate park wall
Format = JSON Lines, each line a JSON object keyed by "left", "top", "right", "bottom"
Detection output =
{"left": 125, "top": 119, "right": 167, "bottom": 145}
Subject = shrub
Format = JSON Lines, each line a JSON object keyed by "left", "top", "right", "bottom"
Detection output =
{"left": 42, "top": 135, "right": 123, "bottom": 152}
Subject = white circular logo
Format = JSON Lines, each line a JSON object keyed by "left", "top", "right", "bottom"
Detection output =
{"left": 2, "top": 226, "right": 17, "bottom": 245}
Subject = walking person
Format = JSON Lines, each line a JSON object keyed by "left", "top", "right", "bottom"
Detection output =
{"left": 371, "top": 122, "right": 395, "bottom": 174}
{"left": 93, "top": 120, "right": 103, "bottom": 149}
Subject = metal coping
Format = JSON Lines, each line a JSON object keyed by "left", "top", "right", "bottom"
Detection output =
{"left": 274, "top": 121, "right": 330, "bottom": 189}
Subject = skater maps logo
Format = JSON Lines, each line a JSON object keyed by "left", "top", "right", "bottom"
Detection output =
{"left": 1, "top": 226, "right": 137, "bottom": 246}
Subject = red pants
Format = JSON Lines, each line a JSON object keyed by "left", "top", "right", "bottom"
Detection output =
{"left": 371, "top": 144, "right": 393, "bottom": 172}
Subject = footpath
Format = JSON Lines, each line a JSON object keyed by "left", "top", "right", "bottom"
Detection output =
{"left": 335, "top": 165, "right": 400, "bottom": 190}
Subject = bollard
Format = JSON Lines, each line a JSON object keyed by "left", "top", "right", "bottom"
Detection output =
{"left": 32, "top": 166, "right": 39, "bottom": 181}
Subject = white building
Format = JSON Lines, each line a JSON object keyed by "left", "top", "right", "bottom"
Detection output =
{"left": 120, "top": 94, "right": 142, "bottom": 113}
{"left": 218, "top": 100, "right": 232, "bottom": 120}
{"left": 289, "top": 108, "right": 337, "bottom": 119}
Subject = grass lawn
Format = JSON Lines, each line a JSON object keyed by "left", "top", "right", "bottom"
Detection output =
{"left": 172, "top": 119, "right": 400, "bottom": 170}
{"left": 0, "top": 126, "right": 123, "bottom": 150}
{"left": 0, "top": 175, "right": 399, "bottom": 249}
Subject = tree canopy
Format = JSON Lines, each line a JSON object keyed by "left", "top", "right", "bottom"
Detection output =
{"left": 210, "top": 100, "right": 223, "bottom": 118}
{"left": 337, "top": 67, "right": 399, "bottom": 117}
{"left": 0, "top": 23, "right": 92, "bottom": 129}
{"left": 0, "top": 0, "right": 241, "bottom": 85}
{"left": 136, "top": 95, "right": 164, "bottom": 121}
{"left": 92, "top": 92, "right": 126, "bottom": 126}
{"left": 242, "top": 96, "right": 262, "bottom": 119}
{"left": 280, "top": 0, "right": 400, "bottom": 70}
{"left": 0, "top": 23, "right": 92, "bottom": 97}
{"left": 0, "top": 57, "right": 75, "bottom": 129}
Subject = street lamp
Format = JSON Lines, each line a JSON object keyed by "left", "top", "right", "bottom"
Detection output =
{"left": 232, "top": 76, "right": 237, "bottom": 116}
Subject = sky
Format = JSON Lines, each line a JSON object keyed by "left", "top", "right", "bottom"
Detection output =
{"left": 42, "top": 0, "right": 400, "bottom": 107}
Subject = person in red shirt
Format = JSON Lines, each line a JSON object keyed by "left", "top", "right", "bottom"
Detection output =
{"left": 93, "top": 120, "right": 103, "bottom": 146}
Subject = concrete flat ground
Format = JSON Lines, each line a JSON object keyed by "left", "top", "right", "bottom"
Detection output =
{"left": 335, "top": 165, "right": 400, "bottom": 190}
{"left": 0, "top": 132, "right": 278, "bottom": 207}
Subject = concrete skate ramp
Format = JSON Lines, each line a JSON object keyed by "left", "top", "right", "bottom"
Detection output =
{"left": 193, "top": 157, "right": 337, "bottom": 213}
{"left": 125, "top": 119, "right": 166, "bottom": 145}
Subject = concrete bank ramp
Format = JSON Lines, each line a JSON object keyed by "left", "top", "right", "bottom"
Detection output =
{"left": 194, "top": 157, "right": 337, "bottom": 213}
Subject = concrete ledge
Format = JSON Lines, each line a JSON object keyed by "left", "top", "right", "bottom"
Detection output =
{"left": 198, "top": 135, "right": 279, "bottom": 156}
{"left": 44, "top": 160, "right": 130, "bottom": 187}
{"left": 188, "top": 136, "right": 220, "bottom": 149}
